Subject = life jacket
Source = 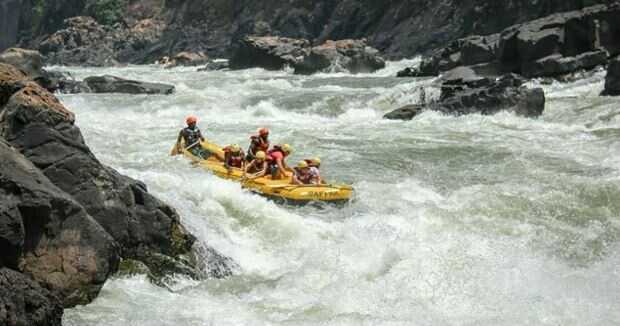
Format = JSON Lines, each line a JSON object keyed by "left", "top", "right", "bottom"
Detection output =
{"left": 294, "top": 168, "right": 313, "bottom": 184}
{"left": 248, "top": 135, "right": 270, "bottom": 155}
{"left": 183, "top": 126, "right": 201, "bottom": 145}
{"left": 223, "top": 147, "right": 244, "bottom": 168}
{"left": 267, "top": 147, "right": 286, "bottom": 164}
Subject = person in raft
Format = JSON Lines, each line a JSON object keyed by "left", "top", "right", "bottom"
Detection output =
{"left": 223, "top": 144, "right": 245, "bottom": 171}
{"left": 304, "top": 157, "right": 323, "bottom": 184}
{"left": 176, "top": 115, "right": 210, "bottom": 159}
{"left": 292, "top": 161, "right": 319, "bottom": 185}
{"left": 266, "top": 144, "right": 294, "bottom": 179}
{"left": 246, "top": 127, "right": 270, "bottom": 162}
{"left": 244, "top": 151, "right": 268, "bottom": 179}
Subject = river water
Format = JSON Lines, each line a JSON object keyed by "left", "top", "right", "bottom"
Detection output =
{"left": 56, "top": 62, "right": 620, "bottom": 325}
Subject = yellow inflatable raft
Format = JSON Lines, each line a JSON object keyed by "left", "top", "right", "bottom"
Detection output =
{"left": 172, "top": 140, "right": 353, "bottom": 204}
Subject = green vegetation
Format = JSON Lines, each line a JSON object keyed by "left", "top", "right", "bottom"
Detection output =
{"left": 87, "top": 0, "right": 127, "bottom": 25}
{"left": 31, "top": 0, "right": 46, "bottom": 33}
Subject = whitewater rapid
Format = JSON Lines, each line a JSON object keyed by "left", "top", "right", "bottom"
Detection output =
{"left": 56, "top": 61, "right": 620, "bottom": 325}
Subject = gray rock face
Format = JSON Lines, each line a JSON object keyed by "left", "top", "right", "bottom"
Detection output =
{"left": 84, "top": 75, "right": 175, "bottom": 94}
{"left": 0, "top": 48, "right": 44, "bottom": 78}
{"left": 0, "top": 62, "right": 235, "bottom": 324}
{"left": 230, "top": 36, "right": 310, "bottom": 70}
{"left": 0, "top": 268, "right": 63, "bottom": 326}
{"left": 0, "top": 0, "right": 21, "bottom": 51}
{"left": 405, "top": 3, "right": 620, "bottom": 79}
{"left": 602, "top": 56, "right": 620, "bottom": 95}
{"left": 385, "top": 70, "right": 545, "bottom": 120}
{"left": 230, "top": 36, "right": 385, "bottom": 74}
{"left": 293, "top": 39, "right": 385, "bottom": 74}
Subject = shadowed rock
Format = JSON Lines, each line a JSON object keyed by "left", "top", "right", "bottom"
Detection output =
{"left": 230, "top": 36, "right": 310, "bottom": 70}
{"left": 293, "top": 39, "right": 386, "bottom": 74}
{"left": 602, "top": 56, "right": 620, "bottom": 95}
{"left": 0, "top": 268, "right": 63, "bottom": 326}
{"left": 84, "top": 75, "right": 175, "bottom": 94}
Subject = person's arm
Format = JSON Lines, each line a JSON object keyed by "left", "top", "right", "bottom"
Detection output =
{"left": 224, "top": 152, "right": 232, "bottom": 170}
{"left": 291, "top": 172, "right": 302, "bottom": 185}
{"left": 176, "top": 130, "right": 185, "bottom": 153}
{"left": 198, "top": 129, "right": 205, "bottom": 142}
{"left": 276, "top": 158, "right": 292, "bottom": 177}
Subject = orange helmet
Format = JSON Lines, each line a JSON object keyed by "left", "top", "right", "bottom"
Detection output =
{"left": 186, "top": 115, "right": 198, "bottom": 125}
{"left": 258, "top": 128, "right": 269, "bottom": 136}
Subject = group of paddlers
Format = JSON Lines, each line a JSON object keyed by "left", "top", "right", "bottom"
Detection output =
{"left": 175, "top": 116, "right": 323, "bottom": 185}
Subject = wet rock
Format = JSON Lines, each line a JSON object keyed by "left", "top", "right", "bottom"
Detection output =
{"left": 602, "top": 56, "right": 620, "bottom": 96}
{"left": 293, "top": 39, "right": 386, "bottom": 74}
{"left": 383, "top": 104, "right": 424, "bottom": 121}
{"left": 0, "top": 68, "right": 199, "bottom": 285}
{"left": 197, "top": 60, "right": 230, "bottom": 72}
{"left": 522, "top": 50, "right": 608, "bottom": 78}
{"left": 0, "top": 268, "right": 63, "bottom": 326}
{"left": 438, "top": 71, "right": 545, "bottom": 117}
{"left": 230, "top": 36, "right": 310, "bottom": 70}
{"left": 84, "top": 75, "right": 174, "bottom": 94}
{"left": 160, "top": 51, "right": 209, "bottom": 68}
{"left": 0, "top": 48, "right": 44, "bottom": 78}
{"left": 0, "top": 139, "right": 119, "bottom": 307}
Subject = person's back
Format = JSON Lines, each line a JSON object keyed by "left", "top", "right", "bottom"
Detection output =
{"left": 224, "top": 144, "right": 244, "bottom": 169}
{"left": 247, "top": 128, "right": 270, "bottom": 161}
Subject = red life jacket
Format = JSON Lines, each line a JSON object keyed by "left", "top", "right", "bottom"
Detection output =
{"left": 267, "top": 148, "right": 285, "bottom": 163}
{"left": 224, "top": 147, "right": 244, "bottom": 168}
{"left": 294, "top": 168, "right": 313, "bottom": 184}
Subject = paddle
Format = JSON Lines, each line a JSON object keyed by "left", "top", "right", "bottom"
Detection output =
{"left": 170, "top": 141, "right": 199, "bottom": 156}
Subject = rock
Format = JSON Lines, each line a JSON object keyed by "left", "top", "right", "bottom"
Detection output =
{"left": 0, "top": 268, "right": 63, "bottom": 326}
{"left": 0, "top": 67, "right": 202, "bottom": 288}
{"left": 197, "top": 60, "right": 230, "bottom": 72}
{"left": 293, "top": 39, "right": 386, "bottom": 74}
{"left": 0, "top": 63, "right": 29, "bottom": 106}
{"left": 84, "top": 75, "right": 175, "bottom": 94}
{"left": 0, "top": 139, "right": 119, "bottom": 307}
{"left": 230, "top": 36, "right": 310, "bottom": 70}
{"left": 161, "top": 51, "right": 209, "bottom": 68}
{"left": 0, "top": 48, "right": 43, "bottom": 78}
{"left": 602, "top": 56, "right": 620, "bottom": 96}
{"left": 383, "top": 104, "right": 424, "bottom": 120}
{"left": 461, "top": 35, "right": 498, "bottom": 66}
{"left": 437, "top": 72, "right": 545, "bottom": 117}
{"left": 39, "top": 17, "right": 119, "bottom": 67}
{"left": 522, "top": 50, "right": 608, "bottom": 78}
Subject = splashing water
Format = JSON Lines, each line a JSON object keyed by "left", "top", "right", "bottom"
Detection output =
{"left": 57, "top": 60, "right": 620, "bottom": 325}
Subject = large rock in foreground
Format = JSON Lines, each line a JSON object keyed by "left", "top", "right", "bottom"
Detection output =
{"left": 0, "top": 268, "right": 63, "bottom": 326}
{"left": 84, "top": 75, "right": 175, "bottom": 94}
{"left": 230, "top": 36, "right": 385, "bottom": 74}
{"left": 602, "top": 56, "right": 620, "bottom": 96}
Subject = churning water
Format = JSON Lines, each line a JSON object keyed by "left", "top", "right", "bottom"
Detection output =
{"left": 57, "top": 61, "right": 620, "bottom": 325}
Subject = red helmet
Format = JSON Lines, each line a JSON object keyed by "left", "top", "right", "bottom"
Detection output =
{"left": 186, "top": 115, "right": 198, "bottom": 125}
{"left": 258, "top": 128, "right": 269, "bottom": 136}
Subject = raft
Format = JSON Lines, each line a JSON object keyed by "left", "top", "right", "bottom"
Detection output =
{"left": 173, "top": 140, "right": 354, "bottom": 204}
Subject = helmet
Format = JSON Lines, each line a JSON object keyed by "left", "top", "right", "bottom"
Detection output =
{"left": 297, "top": 161, "right": 309, "bottom": 169}
{"left": 186, "top": 115, "right": 198, "bottom": 125}
{"left": 255, "top": 151, "right": 266, "bottom": 160}
{"left": 281, "top": 144, "right": 292, "bottom": 154}
{"left": 230, "top": 144, "right": 241, "bottom": 153}
{"left": 258, "top": 128, "right": 270, "bottom": 136}
{"left": 311, "top": 157, "right": 321, "bottom": 166}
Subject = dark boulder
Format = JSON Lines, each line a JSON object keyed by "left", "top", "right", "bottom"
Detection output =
{"left": 437, "top": 71, "right": 545, "bottom": 117}
{"left": 230, "top": 36, "right": 310, "bottom": 70}
{"left": 84, "top": 75, "right": 174, "bottom": 95}
{"left": 0, "top": 268, "right": 63, "bottom": 326}
{"left": 0, "top": 48, "right": 44, "bottom": 78}
{"left": 0, "top": 139, "right": 119, "bottom": 307}
{"left": 0, "top": 66, "right": 200, "bottom": 283}
{"left": 383, "top": 104, "right": 424, "bottom": 121}
{"left": 293, "top": 39, "right": 386, "bottom": 74}
{"left": 522, "top": 50, "right": 608, "bottom": 77}
{"left": 602, "top": 56, "right": 620, "bottom": 95}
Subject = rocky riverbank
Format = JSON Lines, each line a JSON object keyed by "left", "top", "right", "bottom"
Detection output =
{"left": 0, "top": 61, "right": 233, "bottom": 325}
